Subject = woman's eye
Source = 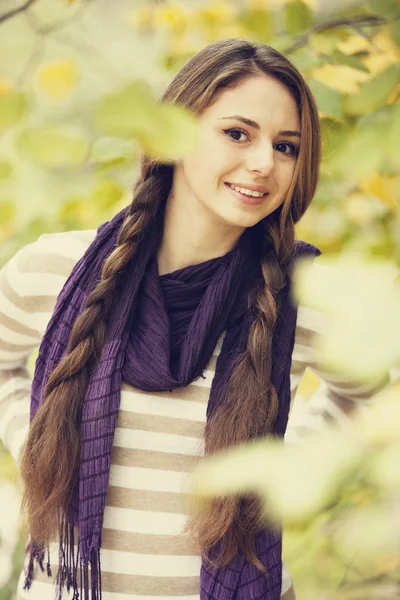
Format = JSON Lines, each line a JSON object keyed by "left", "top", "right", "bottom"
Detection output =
{"left": 275, "top": 142, "right": 298, "bottom": 157}
{"left": 223, "top": 128, "right": 249, "bottom": 143}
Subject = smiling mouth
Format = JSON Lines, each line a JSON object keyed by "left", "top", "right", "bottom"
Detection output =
{"left": 224, "top": 182, "right": 268, "bottom": 204}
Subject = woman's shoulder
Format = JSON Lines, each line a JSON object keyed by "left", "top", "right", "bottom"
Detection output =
{"left": 1, "top": 228, "right": 98, "bottom": 296}
{"left": 21, "top": 228, "right": 97, "bottom": 268}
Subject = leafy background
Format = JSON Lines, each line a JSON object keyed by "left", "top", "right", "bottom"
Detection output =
{"left": 0, "top": 0, "right": 399, "bottom": 598}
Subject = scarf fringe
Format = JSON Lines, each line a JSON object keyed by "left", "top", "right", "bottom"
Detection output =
{"left": 22, "top": 516, "right": 102, "bottom": 600}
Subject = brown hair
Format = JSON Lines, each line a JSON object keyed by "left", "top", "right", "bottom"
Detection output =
{"left": 20, "top": 37, "right": 321, "bottom": 573}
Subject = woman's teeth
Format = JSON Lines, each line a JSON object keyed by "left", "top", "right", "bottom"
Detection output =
{"left": 227, "top": 183, "right": 266, "bottom": 198}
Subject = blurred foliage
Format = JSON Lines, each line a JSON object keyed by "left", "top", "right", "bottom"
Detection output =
{"left": 191, "top": 259, "right": 400, "bottom": 599}
{"left": 0, "top": 0, "right": 399, "bottom": 598}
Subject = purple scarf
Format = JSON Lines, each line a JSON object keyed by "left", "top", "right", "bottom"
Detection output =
{"left": 23, "top": 202, "right": 321, "bottom": 599}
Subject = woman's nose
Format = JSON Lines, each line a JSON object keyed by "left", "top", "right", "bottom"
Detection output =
{"left": 248, "top": 145, "right": 275, "bottom": 176}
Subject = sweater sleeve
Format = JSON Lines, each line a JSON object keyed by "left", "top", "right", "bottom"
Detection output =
{"left": 285, "top": 303, "right": 394, "bottom": 443}
{"left": 0, "top": 230, "right": 95, "bottom": 465}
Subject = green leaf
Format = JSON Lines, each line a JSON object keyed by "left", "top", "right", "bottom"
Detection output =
{"left": 16, "top": 126, "right": 89, "bottom": 169}
{"left": 142, "top": 103, "right": 198, "bottom": 162}
{"left": 284, "top": 0, "right": 313, "bottom": 35}
{"left": 330, "top": 50, "right": 370, "bottom": 73}
{"left": 307, "top": 78, "right": 343, "bottom": 119}
{"left": 90, "top": 137, "right": 134, "bottom": 164}
{"left": 368, "top": 0, "right": 400, "bottom": 19}
{"left": 90, "top": 179, "right": 125, "bottom": 211}
{"left": 0, "top": 92, "right": 27, "bottom": 132}
{"left": 343, "top": 65, "right": 400, "bottom": 116}
{"left": 94, "top": 81, "right": 158, "bottom": 139}
{"left": 320, "top": 118, "right": 349, "bottom": 167}
{"left": 0, "top": 161, "right": 13, "bottom": 180}
{"left": 292, "top": 255, "right": 400, "bottom": 379}
{"left": 0, "top": 198, "right": 16, "bottom": 224}
{"left": 241, "top": 8, "right": 272, "bottom": 39}
{"left": 94, "top": 81, "right": 198, "bottom": 161}
{"left": 390, "top": 20, "right": 400, "bottom": 45}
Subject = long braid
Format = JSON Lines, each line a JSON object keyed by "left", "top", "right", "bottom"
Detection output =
{"left": 185, "top": 215, "right": 295, "bottom": 571}
{"left": 20, "top": 161, "right": 172, "bottom": 545}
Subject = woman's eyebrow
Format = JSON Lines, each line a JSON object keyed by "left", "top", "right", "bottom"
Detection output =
{"left": 219, "top": 115, "right": 301, "bottom": 138}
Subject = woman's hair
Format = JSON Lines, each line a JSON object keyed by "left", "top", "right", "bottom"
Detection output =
{"left": 20, "top": 37, "right": 321, "bottom": 573}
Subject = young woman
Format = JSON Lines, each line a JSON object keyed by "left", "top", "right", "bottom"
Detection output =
{"left": 0, "top": 37, "right": 386, "bottom": 600}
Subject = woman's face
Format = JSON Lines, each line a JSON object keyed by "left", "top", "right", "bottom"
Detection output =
{"left": 173, "top": 73, "right": 301, "bottom": 230}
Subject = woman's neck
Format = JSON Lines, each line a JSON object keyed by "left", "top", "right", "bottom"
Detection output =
{"left": 156, "top": 191, "right": 244, "bottom": 276}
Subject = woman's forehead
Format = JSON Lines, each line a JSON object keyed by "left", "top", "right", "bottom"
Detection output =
{"left": 204, "top": 76, "right": 300, "bottom": 130}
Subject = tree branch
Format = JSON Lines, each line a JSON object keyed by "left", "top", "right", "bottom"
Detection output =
{"left": 0, "top": 0, "right": 36, "bottom": 26}
{"left": 284, "top": 14, "right": 388, "bottom": 54}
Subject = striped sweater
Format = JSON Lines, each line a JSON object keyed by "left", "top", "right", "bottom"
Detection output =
{"left": 0, "top": 229, "right": 392, "bottom": 600}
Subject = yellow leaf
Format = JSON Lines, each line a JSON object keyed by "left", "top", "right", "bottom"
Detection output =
{"left": 153, "top": 1, "right": 190, "bottom": 31}
{"left": 128, "top": 7, "right": 155, "bottom": 29}
{"left": 359, "top": 172, "right": 399, "bottom": 211}
{"left": 0, "top": 76, "right": 13, "bottom": 94}
{"left": 337, "top": 34, "right": 372, "bottom": 55}
{"left": 343, "top": 192, "right": 388, "bottom": 226}
{"left": 37, "top": 59, "right": 79, "bottom": 101}
{"left": 297, "top": 368, "right": 321, "bottom": 401}
{"left": 310, "top": 63, "right": 369, "bottom": 94}
{"left": 363, "top": 29, "right": 400, "bottom": 77}
{"left": 249, "top": 0, "right": 317, "bottom": 7}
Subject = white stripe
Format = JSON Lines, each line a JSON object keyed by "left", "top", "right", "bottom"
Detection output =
{"left": 10, "top": 271, "right": 67, "bottom": 299}
{"left": 0, "top": 324, "right": 39, "bottom": 347}
{"left": 42, "top": 540, "right": 200, "bottom": 577}
{"left": 8, "top": 424, "right": 29, "bottom": 464}
{"left": 292, "top": 342, "right": 317, "bottom": 364}
{"left": 109, "top": 464, "right": 190, "bottom": 494}
{"left": 289, "top": 371, "right": 304, "bottom": 389}
{"left": 113, "top": 427, "right": 203, "bottom": 456}
{"left": 32, "top": 232, "right": 91, "bottom": 261}
{"left": 0, "top": 359, "right": 29, "bottom": 370}
{"left": 102, "top": 506, "right": 188, "bottom": 535}
{"left": 0, "top": 347, "right": 37, "bottom": 362}
{"left": 0, "top": 398, "right": 31, "bottom": 440}
{"left": 281, "top": 562, "right": 293, "bottom": 594}
{"left": 120, "top": 390, "right": 207, "bottom": 421}
{"left": 16, "top": 570, "right": 200, "bottom": 600}
{"left": 188, "top": 370, "right": 215, "bottom": 388}
{"left": 296, "top": 305, "right": 329, "bottom": 336}
{"left": 97, "top": 547, "right": 201, "bottom": 577}
{"left": 0, "top": 377, "right": 31, "bottom": 402}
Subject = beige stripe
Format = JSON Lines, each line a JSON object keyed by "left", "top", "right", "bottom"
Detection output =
{"left": 290, "top": 386, "right": 298, "bottom": 404}
{"left": 18, "top": 252, "right": 76, "bottom": 277}
{"left": 0, "top": 338, "right": 38, "bottom": 354}
{"left": 0, "top": 311, "right": 39, "bottom": 338}
{"left": 111, "top": 446, "right": 200, "bottom": 472}
{"left": 0, "top": 367, "right": 28, "bottom": 385}
{"left": 309, "top": 367, "right": 390, "bottom": 396}
{"left": 117, "top": 410, "right": 204, "bottom": 437}
{"left": 294, "top": 325, "right": 320, "bottom": 347}
{"left": 1, "top": 275, "right": 57, "bottom": 314}
{"left": 281, "top": 585, "right": 296, "bottom": 600}
{"left": 101, "top": 528, "right": 199, "bottom": 555}
{"left": 125, "top": 383, "right": 210, "bottom": 404}
{"left": 33, "top": 566, "right": 199, "bottom": 595}
{"left": 290, "top": 359, "right": 307, "bottom": 376}
{"left": 106, "top": 485, "right": 189, "bottom": 514}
